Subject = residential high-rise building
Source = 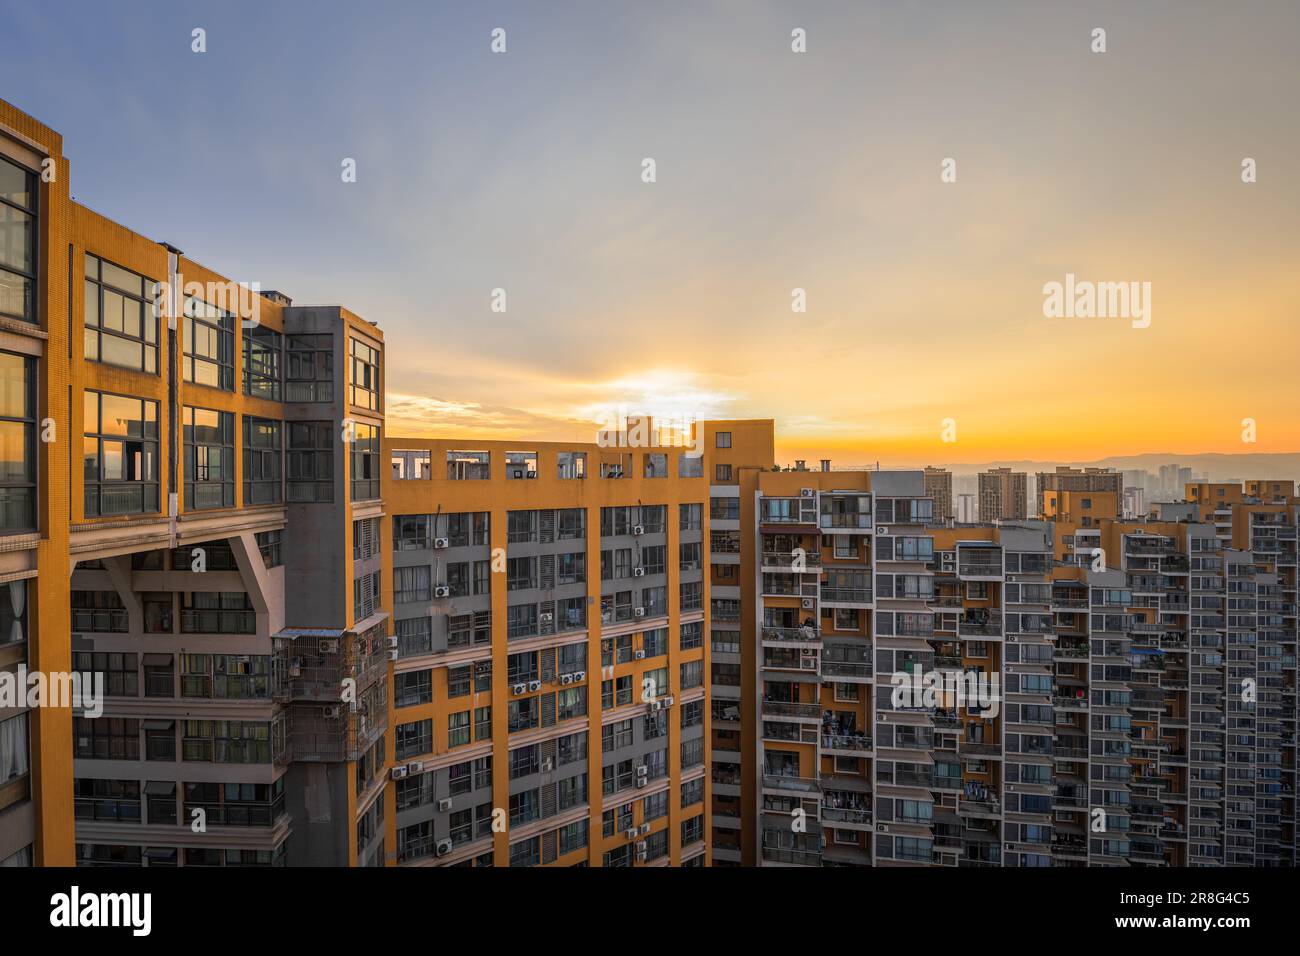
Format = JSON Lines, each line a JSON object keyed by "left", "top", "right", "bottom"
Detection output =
{"left": 923, "top": 467, "right": 953, "bottom": 524}
{"left": 381, "top": 428, "right": 725, "bottom": 867}
{"left": 978, "top": 468, "right": 1028, "bottom": 522}
{"left": 0, "top": 96, "right": 391, "bottom": 868}
{"left": 1037, "top": 467, "right": 1122, "bottom": 504}
{"left": 955, "top": 493, "right": 977, "bottom": 525}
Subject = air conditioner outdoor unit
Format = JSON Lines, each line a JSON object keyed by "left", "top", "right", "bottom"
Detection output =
{"left": 320, "top": 640, "right": 338, "bottom": 653}
{"left": 407, "top": 762, "right": 424, "bottom": 774}
{"left": 650, "top": 700, "right": 663, "bottom": 712}
{"left": 560, "top": 673, "right": 574, "bottom": 685}
{"left": 633, "top": 567, "right": 645, "bottom": 577}
{"left": 638, "top": 823, "right": 651, "bottom": 836}
{"left": 636, "top": 765, "right": 648, "bottom": 777}
{"left": 438, "top": 798, "right": 453, "bottom": 811}
{"left": 387, "top": 635, "right": 398, "bottom": 649}
{"left": 626, "top": 828, "right": 639, "bottom": 840}
{"left": 802, "top": 598, "right": 815, "bottom": 609}
{"left": 800, "top": 658, "right": 818, "bottom": 670}
{"left": 878, "top": 526, "right": 889, "bottom": 536}
{"left": 632, "top": 525, "right": 645, "bottom": 536}
{"left": 388, "top": 649, "right": 399, "bottom": 661}
{"left": 539, "top": 612, "right": 554, "bottom": 623}
{"left": 634, "top": 649, "right": 646, "bottom": 660}
{"left": 634, "top": 607, "right": 646, "bottom": 618}
{"left": 512, "top": 682, "right": 528, "bottom": 695}
{"left": 635, "top": 778, "right": 648, "bottom": 789}
{"left": 800, "top": 488, "right": 815, "bottom": 498}
{"left": 436, "top": 839, "right": 453, "bottom": 856}
{"left": 573, "top": 671, "right": 586, "bottom": 682}
{"left": 637, "top": 850, "right": 648, "bottom": 862}
{"left": 434, "top": 586, "right": 451, "bottom": 598}
{"left": 635, "top": 840, "right": 648, "bottom": 852}
{"left": 800, "top": 647, "right": 817, "bottom": 657}
{"left": 540, "top": 758, "right": 553, "bottom": 773}
{"left": 433, "top": 537, "right": 449, "bottom": 549}
{"left": 528, "top": 680, "right": 542, "bottom": 692}
{"left": 392, "top": 766, "right": 408, "bottom": 779}
{"left": 322, "top": 705, "right": 341, "bottom": 718}
{"left": 662, "top": 696, "right": 674, "bottom": 707}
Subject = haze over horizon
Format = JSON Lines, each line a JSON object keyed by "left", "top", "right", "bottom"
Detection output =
{"left": 3, "top": 0, "right": 1298, "bottom": 463}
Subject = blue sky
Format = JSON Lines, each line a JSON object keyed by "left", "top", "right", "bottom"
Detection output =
{"left": 4, "top": 1, "right": 1299, "bottom": 463}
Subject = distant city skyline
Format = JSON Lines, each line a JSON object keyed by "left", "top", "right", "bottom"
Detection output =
{"left": 3, "top": 0, "right": 1298, "bottom": 463}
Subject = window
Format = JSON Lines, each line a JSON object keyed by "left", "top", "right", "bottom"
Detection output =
{"left": 678, "top": 453, "right": 703, "bottom": 478}
{"left": 183, "top": 297, "right": 235, "bottom": 390}
{"left": 350, "top": 422, "right": 380, "bottom": 500}
{"left": 715, "top": 464, "right": 732, "bottom": 481}
{"left": 285, "top": 333, "right": 333, "bottom": 402}
{"left": 447, "top": 450, "right": 490, "bottom": 480}
{"left": 242, "top": 417, "right": 282, "bottom": 504}
{"left": 394, "top": 566, "right": 431, "bottom": 604}
{"left": 243, "top": 325, "right": 282, "bottom": 400}
{"left": 184, "top": 406, "right": 235, "bottom": 510}
{"left": 448, "top": 711, "right": 471, "bottom": 748}
{"left": 83, "top": 254, "right": 159, "bottom": 372}
{"left": 83, "top": 390, "right": 159, "bottom": 517}
{"left": 0, "top": 713, "right": 30, "bottom": 785}
{"left": 395, "top": 670, "right": 432, "bottom": 707}
{"left": 396, "top": 719, "right": 432, "bottom": 760}
{"left": 557, "top": 452, "right": 586, "bottom": 479}
{"left": 287, "top": 422, "right": 333, "bottom": 502}
{"left": 0, "top": 580, "right": 28, "bottom": 650}
{"left": 0, "top": 156, "right": 36, "bottom": 322}
{"left": 680, "top": 503, "right": 702, "bottom": 530}
{"left": 348, "top": 337, "right": 380, "bottom": 410}
{"left": 715, "top": 431, "right": 731, "bottom": 448}
{"left": 0, "top": 352, "right": 35, "bottom": 529}
{"left": 644, "top": 453, "right": 668, "bottom": 478}
{"left": 391, "top": 449, "right": 430, "bottom": 479}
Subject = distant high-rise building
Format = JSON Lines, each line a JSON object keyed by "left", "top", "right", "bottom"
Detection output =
{"left": 923, "top": 467, "right": 953, "bottom": 522}
{"left": 955, "top": 493, "right": 978, "bottom": 524}
{"left": 979, "top": 468, "right": 1027, "bottom": 521}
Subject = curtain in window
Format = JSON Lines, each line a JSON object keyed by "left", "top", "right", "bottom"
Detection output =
{"left": 0, "top": 713, "right": 29, "bottom": 783}
{"left": 4, "top": 580, "right": 24, "bottom": 644}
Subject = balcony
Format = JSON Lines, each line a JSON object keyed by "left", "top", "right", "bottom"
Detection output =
{"left": 762, "top": 774, "right": 821, "bottom": 794}
{"left": 761, "top": 700, "right": 820, "bottom": 720}
{"left": 762, "top": 551, "right": 822, "bottom": 572}
{"left": 820, "top": 587, "right": 873, "bottom": 606}
{"left": 820, "top": 660, "right": 872, "bottom": 681}
{"left": 761, "top": 625, "right": 821, "bottom": 644}
{"left": 959, "top": 616, "right": 1002, "bottom": 636}
{"left": 821, "top": 732, "right": 873, "bottom": 754}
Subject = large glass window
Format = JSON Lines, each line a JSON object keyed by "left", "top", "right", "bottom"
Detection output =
{"left": 0, "top": 352, "right": 35, "bottom": 529}
{"left": 0, "top": 580, "right": 27, "bottom": 651}
{"left": 183, "top": 297, "right": 235, "bottom": 390}
{"left": 0, "top": 156, "right": 36, "bottom": 323}
{"left": 243, "top": 416, "right": 282, "bottom": 505}
{"left": 242, "top": 325, "right": 282, "bottom": 400}
{"left": 83, "top": 390, "right": 159, "bottom": 516}
{"left": 351, "top": 422, "right": 380, "bottom": 501}
{"left": 286, "top": 333, "right": 333, "bottom": 402}
{"left": 287, "top": 421, "right": 334, "bottom": 502}
{"left": 349, "top": 337, "right": 379, "bottom": 411}
{"left": 184, "top": 406, "right": 235, "bottom": 510}
{"left": 83, "top": 254, "right": 159, "bottom": 373}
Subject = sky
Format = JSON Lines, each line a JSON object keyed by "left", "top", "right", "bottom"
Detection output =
{"left": 3, "top": 0, "right": 1298, "bottom": 467}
